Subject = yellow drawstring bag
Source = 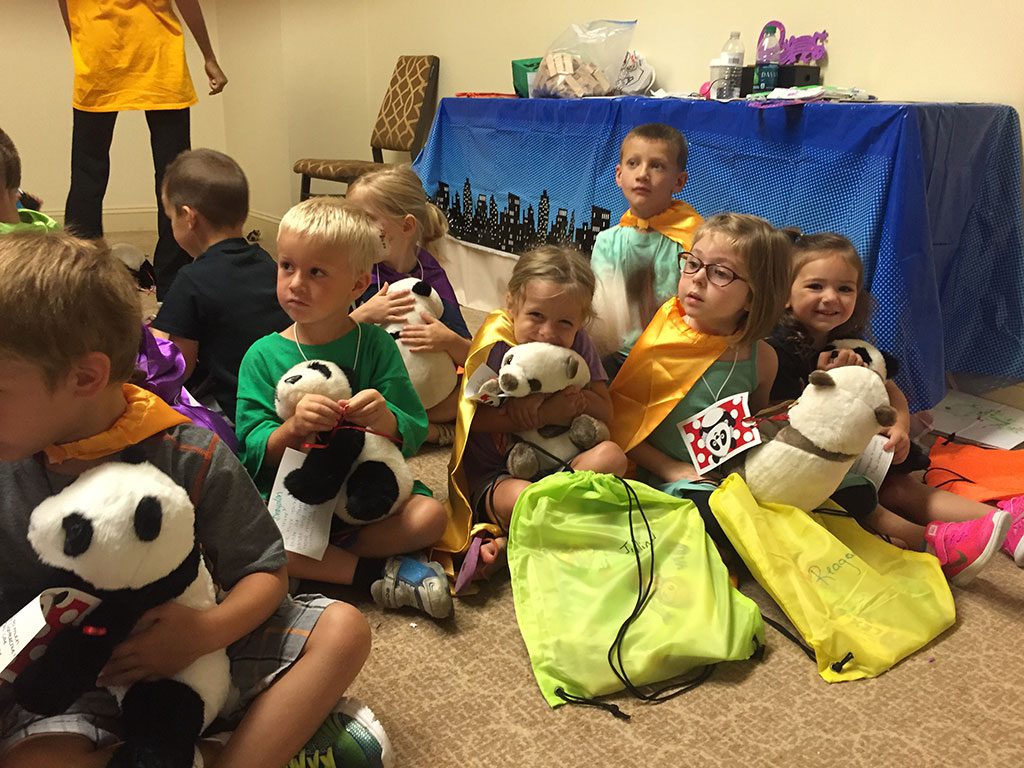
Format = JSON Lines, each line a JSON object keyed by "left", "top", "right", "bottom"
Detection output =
{"left": 710, "top": 474, "right": 955, "bottom": 682}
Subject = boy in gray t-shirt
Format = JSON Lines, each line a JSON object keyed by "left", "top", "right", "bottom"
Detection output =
{"left": 0, "top": 231, "right": 383, "bottom": 768}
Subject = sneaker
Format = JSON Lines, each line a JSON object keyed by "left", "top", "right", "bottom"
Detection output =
{"left": 924, "top": 510, "right": 1012, "bottom": 586}
{"left": 998, "top": 496, "right": 1024, "bottom": 566}
{"left": 370, "top": 556, "right": 453, "bottom": 619}
{"left": 428, "top": 422, "right": 456, "bottom": 446}
{"left": 287, "top": 697, "right": 394, "bottom": 768}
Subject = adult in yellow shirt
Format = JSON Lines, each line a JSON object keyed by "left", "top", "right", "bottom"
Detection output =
{"left": 58, "top": 0, "right": 227, "bottom": 298}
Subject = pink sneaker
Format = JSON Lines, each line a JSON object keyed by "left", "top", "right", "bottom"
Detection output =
{"left": 998, "top": 496, "right": 1024, "bottom": 566}
{"left": 924, "top": 510, "right": 1012, "bottom": 586}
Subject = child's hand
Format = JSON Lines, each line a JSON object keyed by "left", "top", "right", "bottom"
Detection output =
{"left": 817, "top": 348, "right": 866, "bottom": 371}
{"left": 541, "top": 385, "right": 587, "bottom": 426}
{"left": 341, "top": 389, "right": 389, "bottom": 429}
{"left": 356, "top": 283, "right": 416, "bottom": 325}
{"left": 290, "top": 393, "right": 344, "bottom": 437}
{"left": 505, "top": 392, "right": 546, "bottom": 431}
{"left": 880, "top": 424, "right": 911, "bottom": 465}
{"left": 98, "top": 602, "right": 210, "bottom": 686}
{"left": 400, "top": 312, "right": 456, "bottom": 353}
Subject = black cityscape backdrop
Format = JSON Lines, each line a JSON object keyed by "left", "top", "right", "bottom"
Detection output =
{"left": 431, "top": 179, "right": 613, "bottom": 255}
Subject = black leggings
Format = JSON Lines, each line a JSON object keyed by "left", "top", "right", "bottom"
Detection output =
{"left": 64, "top": 108, "right": 192, "bottom": 298}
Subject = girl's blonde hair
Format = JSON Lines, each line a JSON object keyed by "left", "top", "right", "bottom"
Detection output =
{"left": 347, "top": 165, "right": 449, "bottom": 250}
{"left": 691, "top": 213, "right": 794, "bottom": 345}
{"left": 278, "top": 197, "right": 382, "bottom": 275}
{"left": 506, "top": 245, "right": 597, "bottom": 323}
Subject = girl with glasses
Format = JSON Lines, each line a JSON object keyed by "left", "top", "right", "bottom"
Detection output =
{"left": 609, "top": 213, "right": 793, "bottom": 489}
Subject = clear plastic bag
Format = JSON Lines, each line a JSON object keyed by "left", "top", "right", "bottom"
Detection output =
{"left": 530, "top": 19, "right": 637, "bottom": 98}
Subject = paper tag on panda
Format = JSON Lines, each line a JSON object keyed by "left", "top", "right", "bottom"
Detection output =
{"left": 678, "top": 392, "right": 761, "bottom": 476}
{"left": 268, "top": 448, "right": 334, "bottom": 560}
{"left": 1, "top": 587, "right": 100, "bottom": 684}
{"left": 464, "top": 363, "right": 503, "bottom": 407}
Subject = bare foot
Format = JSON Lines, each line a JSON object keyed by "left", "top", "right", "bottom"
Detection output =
{"left": 476, "top": 536, "right": 508, "bottom": 579}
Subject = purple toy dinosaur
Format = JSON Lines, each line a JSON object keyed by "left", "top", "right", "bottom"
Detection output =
{"left": 760, "top": 20, "right": 829, "bottom": 66}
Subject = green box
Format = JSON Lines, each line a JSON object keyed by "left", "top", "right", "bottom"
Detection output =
{"left": 512, "top": 57, "right": 543, "bottom": 98}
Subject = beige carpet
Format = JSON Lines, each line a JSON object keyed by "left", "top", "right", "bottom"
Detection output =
{"left": 334, "top": 442, "right": 1024, "bottom": 768}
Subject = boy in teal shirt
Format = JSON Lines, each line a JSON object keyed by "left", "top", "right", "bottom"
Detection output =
{"left": 590, "top": 123, "right": 703, "bottom": 373}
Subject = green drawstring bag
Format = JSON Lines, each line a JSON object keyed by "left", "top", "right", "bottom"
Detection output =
{"left": 509, "top": 471, "right": 764, "bottom": 711}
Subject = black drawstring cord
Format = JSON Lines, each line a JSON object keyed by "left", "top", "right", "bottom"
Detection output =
{"left": 922, "top": 466, "right": 976, "bottom": 491}
{"left": 761, "top": 615, "right": 816, "bottom": 662}
{"left": 606, "top": 477, "right": 715, "bottom": 705}
{"left": 554, "top": 687, "right": 631, "bottom": 721}
{"left": 831, "top": 652, "right": 855, "bottom": 673}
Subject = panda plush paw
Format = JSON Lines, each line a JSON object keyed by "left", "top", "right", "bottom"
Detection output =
{"left": 344, "top": 460, "right": 402, "bottom": 522}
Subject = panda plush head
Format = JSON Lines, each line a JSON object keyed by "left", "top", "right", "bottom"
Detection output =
{"left": 383, "top": 277, "right": 444, "bottom": 335}
{"left": 495, "top": 342, "right": 591, "bottom": 398}
{"left": 823, "top": 339, "right": 897, "bottom": 381}
{"left": 275, "top": 360, "right": 354, "bottom": 421}
{"left": 28, "top": 462, "right": 197, "bottom": 592}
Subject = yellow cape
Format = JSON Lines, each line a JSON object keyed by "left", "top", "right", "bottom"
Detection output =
{"left": 43, "top": 384, "right": 190, "bottom": 464}
{"left": 619, "top": 200, "right": 703, "bottom": 250}
{"left": 437, "top": 310, "right": 515, "bottom": 557}
{"left": 609, "top": 298, "right": 732, "bottom": 453}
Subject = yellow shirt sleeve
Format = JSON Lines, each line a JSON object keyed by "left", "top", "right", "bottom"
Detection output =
{"left": 68, "top": 0, "right": 198, "bottom": 112}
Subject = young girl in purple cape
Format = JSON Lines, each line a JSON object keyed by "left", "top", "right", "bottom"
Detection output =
{"left": 348, "top": 166, "right": 470, "bottom": 445}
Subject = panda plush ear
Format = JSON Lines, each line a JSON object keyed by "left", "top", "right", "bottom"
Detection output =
{"left": 120, "top": 448, "right": 147, "bottom": 466}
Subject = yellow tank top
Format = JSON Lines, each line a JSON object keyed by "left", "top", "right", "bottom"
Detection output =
{"left": 68, "top": 0, "right": 198, "bottom": 112}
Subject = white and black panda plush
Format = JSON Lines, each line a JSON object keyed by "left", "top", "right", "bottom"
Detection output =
{"left": 15, "top": 460, "right": 230, "bottom": 768}
{"left": 474, "top": 342, "right": 610, "bottom": 480}
{"left": 823, "top": 338, "right": 897, "bottom": 381}
{"left": 741, "top": 365, "right": 897, "bottom": 511}
{"left": 275, "top": 359, "right": 413, "bottom": 525}
{"left": 380, "top": 277, "right": 458, "bottom": 410}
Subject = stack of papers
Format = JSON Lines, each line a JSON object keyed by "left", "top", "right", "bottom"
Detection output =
{"left": 929, "top": 390, "right": 1024, "bottom": 450}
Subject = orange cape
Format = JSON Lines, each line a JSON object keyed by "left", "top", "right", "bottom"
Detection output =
{"left": 609, "top": 298, "right": 732, "bottom": 453}
{"left": 437, "top": 310, "right": 516, "bottom": 556}
{"left": 619, "top": 200, "right": 703, "bottom": 250}
{"left": 43, "top": 384, "right": 190, "bottom": 464}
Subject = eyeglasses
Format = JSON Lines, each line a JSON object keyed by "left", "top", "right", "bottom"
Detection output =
{"left": 679, "top": 252, "right": 747, "bottom": 287}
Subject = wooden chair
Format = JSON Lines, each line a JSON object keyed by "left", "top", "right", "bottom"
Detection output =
{"left": 293, "top": 55, "right": 440, "bottom": 200}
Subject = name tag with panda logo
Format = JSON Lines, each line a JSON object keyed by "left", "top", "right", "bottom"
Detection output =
{"left": 679, "top": 392, "right": 761, "bottom": 476}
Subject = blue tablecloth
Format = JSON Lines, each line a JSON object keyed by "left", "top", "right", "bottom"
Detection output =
{"left": 414, "top": 96, "right": 1024, "bottom": 410}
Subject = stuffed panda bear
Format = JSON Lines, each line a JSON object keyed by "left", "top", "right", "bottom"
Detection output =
{"left": 473, "top": 341, "right": 610, "bottom": 480}
{"left": 380, "top": 277, "right": 458, "bottom": 410}
{"left": 275, "top": 359, "right": 413, "bottom": 525}
{"left": 741, "top": 365, "right": 897, "bottom": 511}
{"left": 15, "top": 460, "right": 230, "bottom": 768}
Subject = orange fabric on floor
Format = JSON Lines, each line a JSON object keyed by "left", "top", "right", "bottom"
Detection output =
{"left": 925, "top": 440, "right": 1024, "bottom": 502}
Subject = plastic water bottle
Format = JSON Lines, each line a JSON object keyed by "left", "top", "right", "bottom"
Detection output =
{"left": 754, "top": 24, "right": 781, "bottom": 92}
{"left": 721, "top": 32, "right": 744, "bottom": 98}
{"left": 709, "top": 56, "right": 732, "bottom": 99}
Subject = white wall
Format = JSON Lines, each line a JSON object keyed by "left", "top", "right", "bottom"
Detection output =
{"left": 1, "top": 0, "right": 226, "bottom": 227}
{"left": 5, "top": 0, "right": 1022, "bottom": 226}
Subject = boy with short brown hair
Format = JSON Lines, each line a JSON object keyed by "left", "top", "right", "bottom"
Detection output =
{"left": 590, "top": 122, "right": 704, "bottom": 373}
{"left": 0, "top": 230, "right": 385, "bottom": 768}
{"left": 151, "top": 148, "right": 290, "bottom": 421}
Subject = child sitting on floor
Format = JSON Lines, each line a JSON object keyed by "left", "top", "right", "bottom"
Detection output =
{"left": 150, "top": 148, "right": 291, "bottom": 423}
{"left": 444, "top": 245, "right": 628, "bottom": 583}
{"left": 347, "top": 165, "right": 471, "bottom": 445}
{"left": 589, "top": 122, "right": 704, "bottom": 375}
{"left": 767, "top": 232, "right": 1012, "bottom": 585}
{"left": 0, "top": 230, "right": 384, "bottom": 768}
{"left": 235, "top": 197, "right": 453, "bottom": 619}
{"left": 609, "top": 213, "right": 791, "bottom": 498}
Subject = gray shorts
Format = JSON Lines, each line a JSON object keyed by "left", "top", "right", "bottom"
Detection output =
{"left": 0, "top": 593, "right": 332, "bottom": 754}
